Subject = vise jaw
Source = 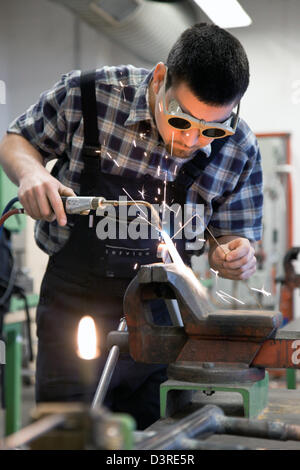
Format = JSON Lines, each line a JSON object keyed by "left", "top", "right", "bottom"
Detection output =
{"left": 123, "top": 263, "right": 282, "bottom": 382}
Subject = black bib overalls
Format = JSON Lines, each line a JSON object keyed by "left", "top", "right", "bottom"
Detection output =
{"left": 35, "top": 71, "right": 225, "bottom": 429}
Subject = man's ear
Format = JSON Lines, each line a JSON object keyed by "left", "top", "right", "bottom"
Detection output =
{"left": 152, "top": 62, "right": 167, "bottom": 94}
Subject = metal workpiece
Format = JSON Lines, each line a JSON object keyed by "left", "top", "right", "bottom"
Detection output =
{"left": 137, "top": 403, "right": 300, "bottom": 450}
{"left": 216, "top": 415, "right": 300, "bottom": 442}
{"left": 91, "top": 318, "right": 127, "bottom": 410}
{"left": 136, "top": 405, "right": 225, "bottom": 450}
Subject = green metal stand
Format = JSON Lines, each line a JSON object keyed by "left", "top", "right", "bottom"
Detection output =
{"left": 160, "top": 372, "right": 269, "bottom": 419}
{"left": 3, "top": 322, "right": 22, "bottom": 435}
{"left": 286, "top": 369, "right": 297, "bottom": 389}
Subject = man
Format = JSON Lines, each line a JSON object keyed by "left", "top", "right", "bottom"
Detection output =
{"left": 0, "top": 23, "right": 262, "bottom": 429}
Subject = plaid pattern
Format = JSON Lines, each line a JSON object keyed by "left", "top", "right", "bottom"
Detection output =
{"left": 7, "top": 65, "right": 263, "bottom": 255}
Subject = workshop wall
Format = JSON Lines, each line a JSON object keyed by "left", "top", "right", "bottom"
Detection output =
{"left": 232, "top": 0, "right": 300, "bottom": 316}
{"left": 0, "top": 0, "right": 148, "bottom": 293}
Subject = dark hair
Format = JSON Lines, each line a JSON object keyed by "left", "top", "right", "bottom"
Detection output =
{"left": 166, "top": 23, "right": 249, "bottom": 105}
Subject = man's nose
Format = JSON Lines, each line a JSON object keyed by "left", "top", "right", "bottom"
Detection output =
{"left": 182, "top": 129, "right": 213, "bottom": 147}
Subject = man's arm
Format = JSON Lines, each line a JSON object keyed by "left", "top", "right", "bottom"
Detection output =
{"left": 0, "top": 133, "right": 75, "bottom": 226}
{"left": 208, "top": 234, "right": 256, "bottom": 280}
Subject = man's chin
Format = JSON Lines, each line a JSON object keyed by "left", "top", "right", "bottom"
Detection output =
{"left": 168, "top": 146, "right": 195, "bottom": 159}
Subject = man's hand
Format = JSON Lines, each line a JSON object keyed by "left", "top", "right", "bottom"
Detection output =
{"left": 209, "top": 236, "right": 256, "bottom": 280}
{"left": 0, "top": 133, "right": 76, "bottom": 226}
{"left": 18, "top": 170, "right": 76, "bottom": 226}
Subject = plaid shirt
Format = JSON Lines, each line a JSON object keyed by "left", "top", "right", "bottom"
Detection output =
{"left": 7, "top": 65, "right": 263, "bottom": 255}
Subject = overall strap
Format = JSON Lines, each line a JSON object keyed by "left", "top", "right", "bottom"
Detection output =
{"left": 80, "top": 70, "right": 101, "bottom": 166}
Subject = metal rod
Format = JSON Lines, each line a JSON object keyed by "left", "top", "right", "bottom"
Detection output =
{"left": 179, "top": 437, "right": 254, "bottom": 451}
{"left": 218, "top": 416, "right": 300, "bottom": 441}
{"left": 136, "top": 405, "right": 224, "bottom": 450}
{"left": 91, "top": 318, "right": 127, "bottom": 410}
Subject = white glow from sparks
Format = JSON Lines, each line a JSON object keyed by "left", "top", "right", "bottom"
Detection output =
{"left": 161, "top": 231, "right": 185, "bottom": 269}
{"left": 144, "top": 152, "right": 148, "bottom": 157}
{"left": 210, "top": 268, "right": 219, "bottom": 278}
{"left": 250, "top": 286, "right": 272, "bottom": 297}
{"left": 138, "top": 186, "right": 146, "bottom": 199}
{"left": 77, "top": 316, "right": 98, "bottom": 360}
{"left": 216, "top": 291, "right": 231, "bottom": 304}
{"left": 171, "top": 132, "right": 175, "bottom": 156}
{"left": 218, "top": 290, "right": 245, "bottom": 305}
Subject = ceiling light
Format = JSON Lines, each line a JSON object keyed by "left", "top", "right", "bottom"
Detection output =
{"left": 193, "top": 0, "right": 252, "bottom": 28}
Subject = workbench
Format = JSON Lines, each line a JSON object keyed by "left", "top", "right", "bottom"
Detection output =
{"left": 147, "top": 388, "right": 300, "bottom": 450}
{"left": 146, "top": 318, "right": 300, "bottom": 450}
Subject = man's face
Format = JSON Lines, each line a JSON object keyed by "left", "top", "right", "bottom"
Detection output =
{"left": 151, "top": 65, "right": 236, "bottom": 159}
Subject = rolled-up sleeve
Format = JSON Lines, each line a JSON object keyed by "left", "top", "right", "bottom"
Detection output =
{"left": 7, "top": 70, "right": 80, "bottom": 163}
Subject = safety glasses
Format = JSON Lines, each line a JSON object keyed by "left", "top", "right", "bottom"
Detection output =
{"left": 161, "top": 69, "right": 240, "bottom": 139}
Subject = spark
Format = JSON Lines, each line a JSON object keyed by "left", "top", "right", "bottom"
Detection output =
{"left": 162, "top": 172, "right": 167, "bottom": 223}
{"left": 250, "top": 286, "right": 272, "bottom": 297}
{"left": 171, "top": 213, "right": 204, "bottom": 240}
{"left": 133, "top": 140, "right": 136, "bottom": 147}
{"left": 122, "top": 188, "right": 160, "bottom": 233}
{"left": 157, "top": 165, "right": 161, "bottom": 177}
{"left": 218, "top": 290, "right": 245, "bottom": 305}
{"left": 122, "top": 188, "right": 148, "bottom": 220}
{"left": 210, "top": 268, "right": 219, "bottom": 278}
{"left": 144, "top": 152, "right": 148, "bottom": 157}
{"left": 134, "top": 263, "right": 139, "bottom": 270}
{"left": 175, "top": 206, "right": 181, "bottom": 218}
{"left": 158, "top": 102, "right": 162, "bottom": 113}
{"left": 216, "top": 291, "right": 231, "bottom": 304}
{"left": 210, "top": 268, "right": 219, "bottom": 286}
{"left": 138, "top": 186, "right": 146, "bottom": 200}
{"left": 106, "top": 151, "right": 119, "bottom": 167}
{"left": 174, "top": 165, "right": 178, "bottom": 176}
{"left": 158, "top": 187, "right": 161, "bottom": 195}
{"left": 171, "top": 132, "right": 175, "bottom": 156}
